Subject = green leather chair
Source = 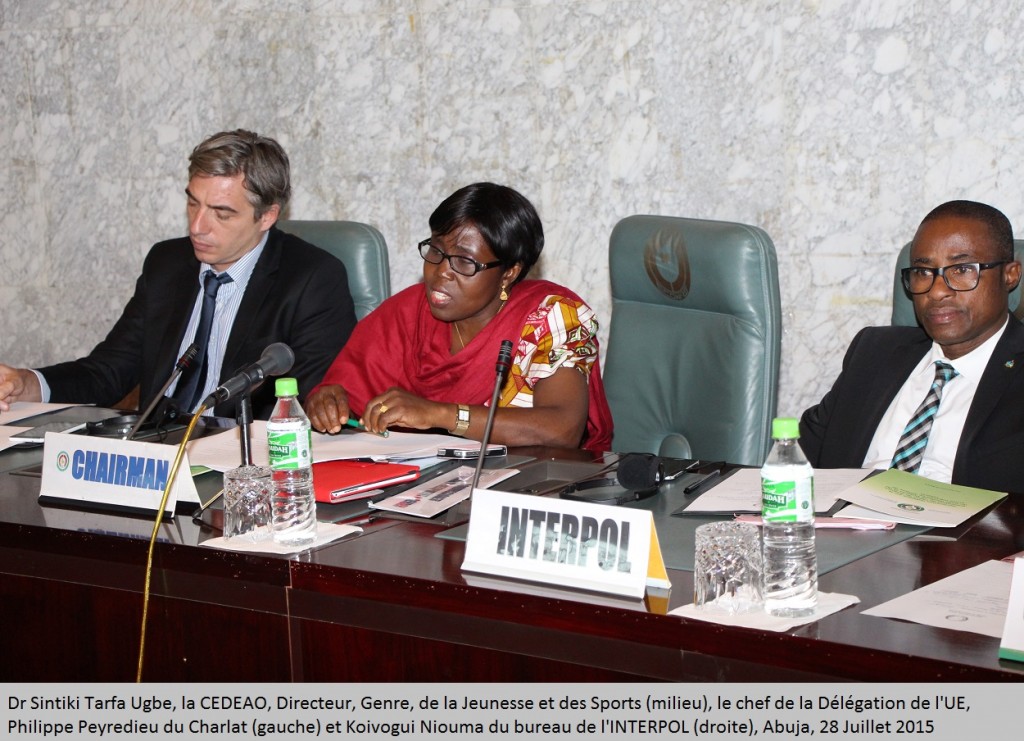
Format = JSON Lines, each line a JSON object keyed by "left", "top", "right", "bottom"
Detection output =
{"left": 603, "top": 215, "right": 782, "bottom": 466}
{"left": 890, "top": 240, "right": 1023, "bottom": 326}
{"left": 278, "top": 219, "right": 391, "bottom": 319}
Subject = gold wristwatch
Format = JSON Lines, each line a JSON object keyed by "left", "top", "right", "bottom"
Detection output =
{"left": 451, "top": 404, "right": 470, "bottom": 435}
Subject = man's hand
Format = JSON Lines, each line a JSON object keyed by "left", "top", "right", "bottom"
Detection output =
{"left": 0, "top": 364, "right": 42, "bottom": 412}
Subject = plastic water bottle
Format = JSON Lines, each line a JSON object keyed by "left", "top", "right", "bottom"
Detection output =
{"left": 267, "top": 377, "right": 316, "bottom": 546}
{"left": 761, "top": 417, "right": 818, "bottom": 617}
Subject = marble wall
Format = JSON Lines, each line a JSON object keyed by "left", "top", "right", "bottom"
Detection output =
{"left": 2, "top": 0, "right": 1023, "bottom": 418}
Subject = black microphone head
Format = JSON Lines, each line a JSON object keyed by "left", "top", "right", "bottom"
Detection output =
{"left": 616, "top": 453, "right": 661, "bottom": 491}
{"left": 260, "top": 342, "right": 295, "bottom": 377}
{"left": 496, "top": 339, "right": 513, "bottom": 373}
{"left": 176, "top": 342, "right": 200, "bottom": 370}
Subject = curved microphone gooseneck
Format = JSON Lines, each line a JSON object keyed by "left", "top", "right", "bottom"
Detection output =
{"left": 124, "top": 343, "right": 199, "bottom": 440}
{"left": 470, "top": 340, "right": 514, "bottom": 492}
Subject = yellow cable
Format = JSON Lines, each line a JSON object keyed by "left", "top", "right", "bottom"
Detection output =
{"left": 136, "top": 405, "right": 207, "bottom": 682}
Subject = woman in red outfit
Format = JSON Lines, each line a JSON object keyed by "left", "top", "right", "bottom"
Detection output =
{"left": 307, "top": 182, "right": 612, "bottom": 451}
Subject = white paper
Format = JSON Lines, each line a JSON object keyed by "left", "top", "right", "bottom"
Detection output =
{"left": 863, "top": 559, "right": 1013, "bottom": 638}
{"left": 0, "top": 426, "right": 31, "bottom": 451}
{"left": 671, "top": 591, "right": 860, "bottom": 631}
{"left": 1000, "top": 558, "right": 1024, "bottom": 661}
{"left": 186, "top": 421, "right": 467, "bottom": 471}
{"left": 680, "top": 468, "right": 871, "bottom": 514}
{"left": 0, "top": 401, "right": 75, "bottom": 425}
{"left": 370, "top": 466, "right": 519, "bottom": 518}
{"left": 200, "top": 521, "right": 361, "bottom": 554}
{"left": 836, "top": 469, "right": 1007, "bottom": 527}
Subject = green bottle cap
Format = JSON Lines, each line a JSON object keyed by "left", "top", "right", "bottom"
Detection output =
{"left": 771, "top": 417, "right": 800, "bottom": 440}
{"left": 275, "top": 377, "right": 298, "bottom": 397}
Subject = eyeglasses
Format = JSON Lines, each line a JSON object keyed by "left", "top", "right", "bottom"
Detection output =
{"left": 418, "top": 239, "right": 503, "bottom": 277}
{"left": 901, "top": 261, "right": 1007, "bottom": 294}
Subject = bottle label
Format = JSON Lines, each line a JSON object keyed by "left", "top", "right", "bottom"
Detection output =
{"left": 762, "top": 476, "right": 814, "bottom": 523}
{"left": 268, "top": 428, "right": 312, "bottom": 470}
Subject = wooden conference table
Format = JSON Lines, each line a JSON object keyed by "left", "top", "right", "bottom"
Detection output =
{"left": 1, "top": 422, "right": 1022, "bottom": 682}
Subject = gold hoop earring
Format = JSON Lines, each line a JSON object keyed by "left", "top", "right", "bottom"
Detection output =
{"left": 499, "top": 285, "right": 509, "bottom": 301}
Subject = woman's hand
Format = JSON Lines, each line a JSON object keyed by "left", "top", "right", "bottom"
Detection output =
{"left": 306, "top": 385, "right": 352, "bottom": 433}
{"left": 362, "top": 387, "right": 454, "bottom": 435}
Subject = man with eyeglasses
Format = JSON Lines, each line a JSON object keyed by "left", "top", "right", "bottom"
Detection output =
{"left": 306, "top": 182, "right": 613, "bottom": 451}
{"left": 800, "top": 200, "right": 1024, "bottom": 491}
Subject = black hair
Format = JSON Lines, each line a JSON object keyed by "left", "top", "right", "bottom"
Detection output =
{"left": 428, "top": 182, "right": 544, "bottom": 283}
{"left": 920, "top": 200, "right": 1014, "bottom": 261}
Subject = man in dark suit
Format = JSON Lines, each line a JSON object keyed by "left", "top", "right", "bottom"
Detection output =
{"left": 0, "top": 130, "right": 357, "bottom": 419}
{"left": 800, "top": 200, "right": 1024, "bottom": 492}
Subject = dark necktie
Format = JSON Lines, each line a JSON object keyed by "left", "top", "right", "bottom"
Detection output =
{"left": 890, "top": 360, "right": 959, "bottom": 473}
{"left": 174, "top": 271, "right": 233, "bottom": 412}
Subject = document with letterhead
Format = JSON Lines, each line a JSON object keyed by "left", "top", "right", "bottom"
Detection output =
{"left": 835, "top": 468, "right": 1006, "bottom": 527}
{"left": 864, "top": 559, "right": 1013, "bottom": 638}
{"left": 674, "top": 467, "right": 871, "bottom": 516}
{"left": 185, "top": 421, "right": 470, "bottom": 471}
{"left": 370, "top": 466, "right": 519, "bottom": 518}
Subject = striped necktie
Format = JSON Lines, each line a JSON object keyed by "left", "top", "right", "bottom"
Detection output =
{"left": 890, "top": 360, "right": 959, "bottom": 473}
{"left": 174, "top": 271, "right": 233, "bottom": 412}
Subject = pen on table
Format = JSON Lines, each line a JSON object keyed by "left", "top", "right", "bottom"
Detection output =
{"left": 334, "top": 510, "right": 376, "bottom": 526}
{"left": 341, "top": 516, "right": 374, "bottom": 528}
{"left": 343, "top": 417, "right": 389, "bottom": 437}
{"left": 683, "top": 469, "right": 721, "bottom": 494}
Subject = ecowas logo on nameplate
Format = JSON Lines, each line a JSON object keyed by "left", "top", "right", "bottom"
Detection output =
{"left": 40, "top": 431, "right": 200, "bottom": 516}
{"left": 461, "top": 488, "right": 669, "bottom": 599}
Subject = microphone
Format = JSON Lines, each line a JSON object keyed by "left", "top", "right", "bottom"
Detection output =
{"left": 495, "top": 339, "right": 513, "bottom": 374}
{"left": 615, "top": 453, "right": 701, "bottom": 491}
{"left": 200, "top": 342, "right": 294, "bottom": 408}
{"left": 470, "top": 339, "right": 514, "bottom": 491}
{"left": 123, "top": 343, "right": 200, "bottom": 439}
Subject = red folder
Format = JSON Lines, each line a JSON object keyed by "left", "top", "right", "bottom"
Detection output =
{"left": 313, "top": 459, "right": 420, "bottom": 504}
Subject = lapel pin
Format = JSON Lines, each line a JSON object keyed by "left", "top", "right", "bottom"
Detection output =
{"left": 1005, "top": 360, "right": 1015, "bottom": 369}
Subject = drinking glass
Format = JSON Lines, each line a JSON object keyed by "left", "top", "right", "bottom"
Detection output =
{"left": 693, "top": 521, "right": 763, "bottom": 614}
{"left": 222, "top": 465, "right": 273, "bottom": 542}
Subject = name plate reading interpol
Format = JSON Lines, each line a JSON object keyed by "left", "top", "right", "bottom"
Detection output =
{"left": 462, "top": 488, "right": 669, "bottom": 599}
{"left": 39, "top": 432, "right": 199, "bottom": 517}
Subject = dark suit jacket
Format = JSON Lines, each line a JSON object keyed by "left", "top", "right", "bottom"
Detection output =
{"left": 39, "top": 227, "right": 357, "bottom": 419}
{"left": 800, "top": 315, "right": 1024, "bottom": 492}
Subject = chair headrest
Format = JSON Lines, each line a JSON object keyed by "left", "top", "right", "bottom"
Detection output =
{"left": 609, "top": 214, "right": 778, "bottom": 326}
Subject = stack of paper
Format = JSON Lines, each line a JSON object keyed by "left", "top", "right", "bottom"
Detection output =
{"left": 835, "top": 468, "right": 1007, "bottom": 527}
{"left": 186, "top": 421, "right": 472, "bottom": 471}
{"left": 370, "top": 467, "right": 518, "bottom": 518}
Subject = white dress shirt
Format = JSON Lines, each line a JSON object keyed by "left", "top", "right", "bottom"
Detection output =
{"left": 167, "top": 233, "right": 268, "bottom": 412}
{"left": 862, "top": 318, "right": 1008, "bottom": 482}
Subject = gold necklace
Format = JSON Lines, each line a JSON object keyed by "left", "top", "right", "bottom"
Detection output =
{"left": 453, "top": 299, "right": 506, "bottom": 350}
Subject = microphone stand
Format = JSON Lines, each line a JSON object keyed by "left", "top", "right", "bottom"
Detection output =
{"left": 125, "top": 343, "right": 199, "bottom": 440}
{"left": 470, "top": 340, "right": 514, "bottom": 492}
{"left": 192, "top": 390, "right": 254, "bottom": 524}
{"left": 237, "top": 392, "right": 254, "bottom": 466}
